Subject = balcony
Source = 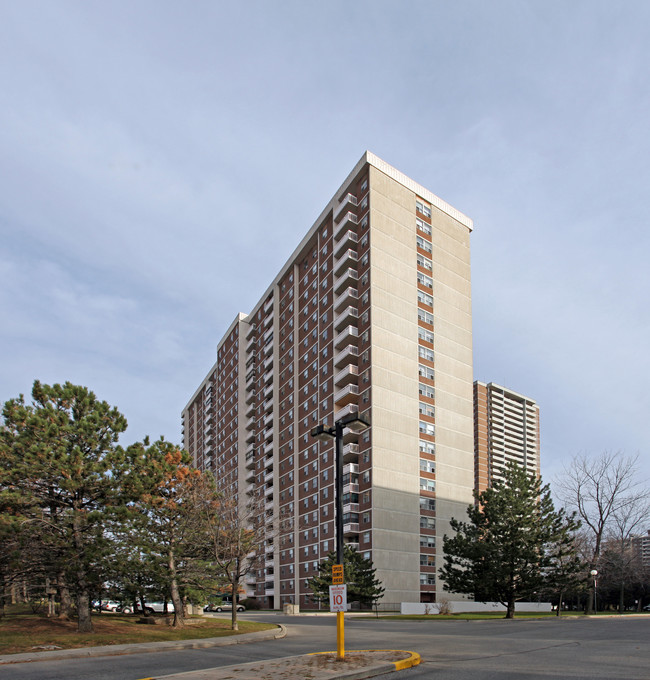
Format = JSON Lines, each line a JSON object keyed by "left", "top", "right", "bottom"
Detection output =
{"left": 344, "top": 541, "right": 359, "bottom": 552}
{"left": 334, "top": 249, "right": 358, "bottom": 277}
{"left": 334, "top": 286, "right": 358, "bottom": 313}
{"left": 334, "top": 325, "right": 359, "bottom": 349}
{"left": 246, "top": 335, "right": 256, "bottom": 354}
{"left": 343, "top": 462, "right": 359, "bottom": 477}
{"left": 264, "top": 440, "right": 273, "bottom": 455}
{"left": 334, "top": 193, "right": 358, "bottom": 222}
{"left": 245, "top": 467, "right": 255, "bottom": 483}
{"left": 264, "top": 468, "right": 273, "bottom": 484}
{"left": 342, "top": 442, "right": 359, "bottom": 464}
{"left": 263, "top": 412, "right": 273, "bottom": 427}
{"left": 263, "top": 312, "right": 273, "bottom": 328}
{"left": 334, "top": 383, "right": 359, "bottom": 407}
{"left": 333, "top": 230, "right": 358, "bottom": 260}
{"left": 264, "top": 355, "right": 273, "bottom": 371}
{"left": 333, "top": 267, "right": 358, "bottom": 294}
{"left": 343, "top": 481, "right": 359, "bottom": 496}
{"left": 343, "top": 523, "right": 359, "bottom": 535}
{"left": 334, "top": 212, "right": 358, "bottom": 240}
{"left": 334, "top": 344, "right": 359, "bottom": 368}
{"left": 245, "top": 451, "right": 255, "bottom": 469}
{"left": 343, "top": 502, "right": 359, "bottom": 515}
{"left": 264, "top": 397, "right": 273, "bottom": 414}
{"left": 334, "top": 306, "right": 358, "bottom": 331}
{"left": 245, "top": 388, "right": 256, "bottom": 404}
{"left": 264, "top": 383, "right": 273, "bottom": 399}
{"left": 334, "top": 363, "right": 358, "bottom": 387}
{"left": 263, "top": 297, "right": 273, "bottom": 314}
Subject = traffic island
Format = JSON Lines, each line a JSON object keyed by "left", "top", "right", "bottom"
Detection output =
{"left": 143, "top": 649, "right": 421, "bottom": 680}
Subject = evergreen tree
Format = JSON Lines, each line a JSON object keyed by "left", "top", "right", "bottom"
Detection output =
{"left": 440, "top": 463, "right": 581, "bottom": 618}
{"left": 0, "top": 381, "right": 129, "bottom": 632}
{"left": 120, "top": 438, "right": 215, "bottom": 627}
{"left": 308, "top": 545, "right": 385, "bottom": 611}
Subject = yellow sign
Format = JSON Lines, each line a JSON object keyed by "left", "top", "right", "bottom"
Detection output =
{"left": 332, "top": 564, "right": 344, "bottom": 584}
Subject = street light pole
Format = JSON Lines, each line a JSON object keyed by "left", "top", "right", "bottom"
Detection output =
{"left": 312, "top": 411, "right": 370, "bottom": 660}
{"left": 590, "top": 569, "right": 598, "bottom": 614}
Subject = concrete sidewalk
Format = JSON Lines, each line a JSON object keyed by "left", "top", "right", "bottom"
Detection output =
{"left": 141, "top": 650, "right": 421, "bottom": 680}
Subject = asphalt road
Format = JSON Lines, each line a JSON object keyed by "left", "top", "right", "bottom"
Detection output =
{"left": 2, "top": 613, "right": 648, "bottom": 680}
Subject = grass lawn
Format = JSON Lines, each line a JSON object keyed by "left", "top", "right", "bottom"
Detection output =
{"left": 0, "top": 612, "right": 277, "bottom": 655}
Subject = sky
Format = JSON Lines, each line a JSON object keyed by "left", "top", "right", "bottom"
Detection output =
{"left": 1, "top": 0, "right": 649, "bottom": 487}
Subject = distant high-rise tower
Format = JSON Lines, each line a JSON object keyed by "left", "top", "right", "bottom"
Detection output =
{"left": 183, "top": 152, "right": 475, "bottom": 607}
{"left": 473, "top": 381, "right": 540, "bottom": 495}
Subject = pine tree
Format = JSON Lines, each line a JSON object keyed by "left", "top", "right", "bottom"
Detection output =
{"left": 308, "top": 545, "right": 385, "bottom": 611}
{"left": 0, "top": 381, "right": 128, "bottom": 632}
{"left": 440, "top": 462, "right": 581, "bottom": 618}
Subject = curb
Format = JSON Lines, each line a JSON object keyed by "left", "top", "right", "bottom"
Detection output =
{"left": 309, "top": 649, "right": 421, "bottom": 672}
{"left": 0, "top": 625, "right": 286, "bottom": 665}
{"left": 146, "top": 649, "right": 421, "bottom": 680}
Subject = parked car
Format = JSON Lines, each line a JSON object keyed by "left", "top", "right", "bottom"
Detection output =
{"left": 127, "top": 602, "right": 175, "bottom": 615}
{"left": 100, "top": 600, "right": 121, "bottom": 612}
{"left": 205, "top": 602, "right": 245, "bottom": 612}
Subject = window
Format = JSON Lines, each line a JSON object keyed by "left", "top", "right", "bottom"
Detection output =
{"left": 416, "top": 200, "right": 432, "bottom": 218}
{"left": 418, "top": 309, "right": 434, "bottom": 325}
{"left": 420, "top": 479, "right": 436, "bottom": 492}
{"left": 417, "top": 253, "right": 432, "bottom": 271}
{"left": 419, "top": 347, "right": 434, "bottom": 362}
{"left": 363, "top": 531, "right": 371, "bottom": 543}
{"left": 420, "top": 459, "right": 435, "bottom": 473}
{"left": 420, "top": 536, "right": 436, "bottom": 548}
{"left": 419, "top": 402, "right": 435, "bottom": 418}
{"left": 418, "top": 327, "right": 434, "bottom": 344}
{"left": 419, "top": 421, "right": 435, "bottom": 436}
{"left": 420, "top": 516, "right": 435, "bottom": 529}
{"left": 417, "top": 272, "right": 433, "bottom": 289}
{"left": 416, "top": 235, "right": 432, "bottom": 254}
{"left": 416, "top": 217, "right": 432, "bottom": 235}
{"left": 418, "top": 291, "right": 433, "bottom": 307}
{"left": 419, "top": 365, "right": 435, "bottom": 380}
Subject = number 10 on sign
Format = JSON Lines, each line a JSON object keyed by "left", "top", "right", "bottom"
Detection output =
{"left": 329, "top": 584, "right": 347, "bottom": 612}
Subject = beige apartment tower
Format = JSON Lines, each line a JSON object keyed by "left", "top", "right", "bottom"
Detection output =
{"left": 183, "top": 152, "right": 475, "bottom": 607}
{"left": 473, "top": 381, "right": 540, "bottom": 496}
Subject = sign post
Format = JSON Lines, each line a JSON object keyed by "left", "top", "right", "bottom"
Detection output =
{"left": 329, "top": 582, "right": 347, "bottom": 659}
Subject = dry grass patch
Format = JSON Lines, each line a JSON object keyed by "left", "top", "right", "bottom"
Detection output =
{"left": 0, "top": 614, "right": 276, "bottom": 655}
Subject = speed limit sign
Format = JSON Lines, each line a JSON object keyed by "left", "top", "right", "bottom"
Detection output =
{"left": 329, "top": 584, "right": 347, "bottom": 612}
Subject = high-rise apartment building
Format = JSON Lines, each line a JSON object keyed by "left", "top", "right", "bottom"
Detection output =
{"left": 473, "top": 381, "right": 540, "bottom": 495}
{"left": 631, "top": 530, "right": 650, "bottom": 568}
{"left": 183, "top": 152, "right": 475, "bottom": 607}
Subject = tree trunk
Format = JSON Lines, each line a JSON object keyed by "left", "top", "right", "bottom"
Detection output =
{"left": 505, "top": 599, "right": 515, "bottom": 619}
{"left": 619, "top": 582, "right": 625, "bottom": 614}
{"left": 73, "top": 510, "right": 93, "bottom": 633}
{"left": 168, "top": 549, "right": 185, "bottom": 628}
{"left": 556, "top": 588, "right": 564, "bottom": 617}
{"left": 231, "top": 580, "right": 239, "bottom": 631}
{"left": 57, "top": 571, "right": 74, "bottom": 619}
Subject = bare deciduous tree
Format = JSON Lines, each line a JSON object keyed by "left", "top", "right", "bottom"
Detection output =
{"left": 555, "top": 451, "right": 649, "bottom": 612}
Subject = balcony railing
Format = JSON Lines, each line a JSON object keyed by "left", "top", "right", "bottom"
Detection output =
{"left": 343, "top": 523, "right": 359, "bottom": 535}
{"left": 333, "top": 193, "right": 358, "bottom": 222}
{"left": 334, "top": 286, "right": 358, "bottom": 313}
{"left": 333, "top": 230, "right": 358, "bottom": 260}
{"left": 333, "top": 267, "right": 358, "bottom": 294}
{"left": 334, "top": 306, "right": 359, "bottom": 331}
{"left": 334, "top": 212, "right": 358, "bottom": 240}
{"left": 334, "top": 383, "right": 359, "bottom": 406}
{"left": 334, "top": 325, "right": 359, "bottom": 349}
{"left": 334, "top": 363, "right": 358, "bottom": 386}
{"left": 334, "top": 344, "right": 359, "bottom": 368}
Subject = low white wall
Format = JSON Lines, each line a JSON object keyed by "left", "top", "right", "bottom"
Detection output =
{"left": 401, "top": 601, "right": 552, "bottom": 614}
